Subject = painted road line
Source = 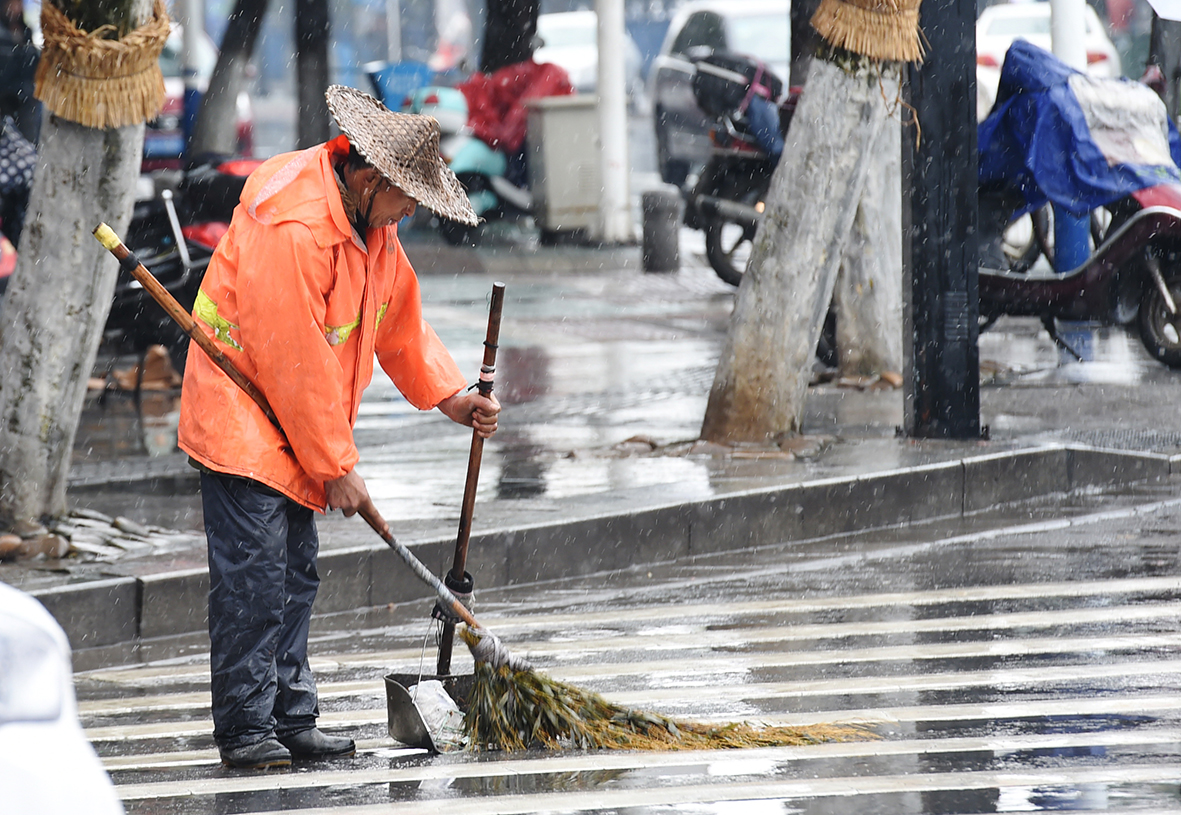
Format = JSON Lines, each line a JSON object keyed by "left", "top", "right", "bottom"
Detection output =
{"left": 79, "top": 635, "right": 1181, "bottom": 721}
{"left": 126, "top": 765, "right": 1181, "bottom": 813}
{"left": 113, "top": 729, "right": 1181, "bottom": 798}
{"left": 85, "top": 684, "right": 1181, "bottom": 745}
{"left": 102, "top": 740, "right": 418, "bottom": 772}
{"left": 80, "top": 574, "right": 1181, "bottom": 688}
{"left": 93, "top": 597, "right": 1180, "bottom": 690}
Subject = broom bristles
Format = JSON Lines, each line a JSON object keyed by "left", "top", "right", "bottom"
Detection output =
{"left": 459, "top": 630, "right": 874, "bottom": 752}
{"left": 811, "top": 0, "right": 925, "bottom": 63}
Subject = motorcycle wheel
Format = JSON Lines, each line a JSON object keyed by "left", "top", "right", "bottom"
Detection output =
{"left": 1138, "top": 274, "right": 1181, "bottom": 368}
{"left": 704, "top": 192, "right": 760, "bottom": 287}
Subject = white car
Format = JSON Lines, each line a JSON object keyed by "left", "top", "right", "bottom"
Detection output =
{"left": 977, "top": 2, "right": 1121, "bottom": 120}
{"left": 533, "top": 10, "right": 643, "bottom": 100}
{"left": 0, "top": 582, "right": 123, "bottom": 814}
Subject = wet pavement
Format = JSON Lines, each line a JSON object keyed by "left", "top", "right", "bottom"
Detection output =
{"left": 9, "top": 211, "right": 1181, "bottom": 811}
{"left": 81, "top": 483, "right": 1181, "bottom": 813}
{"left": 1, "top": 231, "right": 1176, "bottom": 642}
{"left": 58, "top": 240, "right": 1181, "bottom": 549}
{"left": 51, "top": 243, "right": 1181, "bottom": 812}
{"left": 0, "top": 89, "right": 1177, "bottom": 811}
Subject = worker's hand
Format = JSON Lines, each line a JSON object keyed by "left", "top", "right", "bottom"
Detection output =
{"left": 324, "top": 468, "right": 382, "bottom": 528}
{"left": 437, "top": 390, "right": 501, "bottom": 439}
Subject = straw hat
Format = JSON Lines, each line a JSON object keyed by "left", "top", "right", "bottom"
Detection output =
{"left": 325, "top": 84, "right": 478, "bottom": 226}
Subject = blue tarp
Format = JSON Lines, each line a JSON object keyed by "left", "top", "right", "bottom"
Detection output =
{"left": 366, "top": 61, "right": 436, "bottom": 108}
{"left": 978, "top": 40, "right": 1181, "bottom": 217}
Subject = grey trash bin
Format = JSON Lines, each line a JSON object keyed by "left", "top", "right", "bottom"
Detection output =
{"left": 641, "top": 185, "right": 682, "bottom": 273}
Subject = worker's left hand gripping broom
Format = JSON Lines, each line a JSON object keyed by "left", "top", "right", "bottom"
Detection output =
{"left": 92, "top": 223, "right": 527, "bottom": 672}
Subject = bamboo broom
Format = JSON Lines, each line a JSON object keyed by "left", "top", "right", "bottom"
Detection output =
{"left": 93, "top": 223, "right": 874, "bottom": 753}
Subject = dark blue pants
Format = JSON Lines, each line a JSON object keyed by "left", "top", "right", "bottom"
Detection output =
{"left": 202, "top": 472, "right": 320, "bottom": 751}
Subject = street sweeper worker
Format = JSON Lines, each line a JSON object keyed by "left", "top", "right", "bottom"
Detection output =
{"left": 177, "top": 84, "right": 499, "bottom": 770}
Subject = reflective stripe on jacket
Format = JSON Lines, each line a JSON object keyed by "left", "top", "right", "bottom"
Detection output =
{"left": 178, "top": 134, "right": 468, "bottom": 511}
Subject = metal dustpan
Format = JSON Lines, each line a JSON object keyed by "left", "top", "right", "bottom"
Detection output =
{"left": 385, "top": 672, "right": 475, "bottom": 753}
{"left": 385, "top": 284, "right": 504, "bottom": 754}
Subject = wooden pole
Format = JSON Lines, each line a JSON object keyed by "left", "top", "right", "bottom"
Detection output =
{"left": 436, "top": 282, "right": 505, "bottom": 676}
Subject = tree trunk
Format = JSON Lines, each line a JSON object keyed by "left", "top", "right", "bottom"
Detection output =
{"left": 700, "top": 59, "right": 897, "bottom": 444}
{"left": 190, "top": 0, "right": 268, "bottom": 158}
{"left": 295, "top": 0, "right": 331, "bottom": 148}
{"left": 480, "top": 0, "right": 538, "bottom": 73}
{"left": 0, "top": 0, "right": 152, "bottom": 528}
{"left": 834, "top": 115, "right": 903, "bottom": 377}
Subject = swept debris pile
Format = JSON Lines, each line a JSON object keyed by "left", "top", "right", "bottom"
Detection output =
{"left": 0, "top": 508, "right": 203, "bottom": 562}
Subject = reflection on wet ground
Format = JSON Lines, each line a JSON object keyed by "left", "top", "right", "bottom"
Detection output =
{"left": 85, "top": 487, "right": 1181, "bottom": 813}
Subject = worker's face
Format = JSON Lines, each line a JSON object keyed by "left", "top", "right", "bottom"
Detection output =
{"left": 369, "top": 178, "right": 417, "bottom": 227}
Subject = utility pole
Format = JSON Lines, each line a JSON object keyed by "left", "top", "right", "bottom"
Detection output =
{"left": 181, "top": 0, "right": 204, "bottom": 153}
{"left": 1049, "top": 0, "right": 1090, "bottom": 272}
{"left": 902, "top": 0, "right": 981, "bottom": 439}
{"left": 386, "top": 0, "right": 401, "bottom": 63}
{"left": 1149, "top": 0, "right": 1181, "bottom": 119}
{"left": 596, "top": 0, "right": 631, "bottom": 243}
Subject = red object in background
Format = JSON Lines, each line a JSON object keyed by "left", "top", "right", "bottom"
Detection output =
{"left": 216, "top": 159, "right": 264, "bottom": 177}
{"left": 1142, "top": 64, "right": 1166, "bottom": 97}
{"left": 458, "top": 60, "right": 575, "bottom": 154}
{"left": 0, "top": 234, "right": 15, "bottom": 281}
{"left": 182, "top": 222, "right": 229, "bottom": 249}
{"left": 1108, "top": 0, "right": 1134, "bottom": 32}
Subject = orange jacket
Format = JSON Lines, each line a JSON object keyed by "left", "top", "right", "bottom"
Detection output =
{"left": 178, "top": 135, "right": 468, "bottom": 510}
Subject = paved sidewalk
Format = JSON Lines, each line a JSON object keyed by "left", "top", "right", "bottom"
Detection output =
{"left": 5, "top": 232, "right": 1181, "bottom": 667}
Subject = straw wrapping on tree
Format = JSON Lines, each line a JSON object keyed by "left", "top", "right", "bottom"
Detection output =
{"left": 811, "top": 0, "right": 924, "bottom": 63}
{"left": 34, "top": 0, "right": 169, "bottom": 129}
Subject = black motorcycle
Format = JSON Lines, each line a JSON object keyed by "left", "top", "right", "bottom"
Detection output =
{"left": 105, "top": 156, "right": 259, "bottom": 373}
{"left": 682, "top": 52, "right": 797, "bottom": 287}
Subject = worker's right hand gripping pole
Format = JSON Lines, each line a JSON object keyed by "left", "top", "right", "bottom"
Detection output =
{"left": 435, "top": 282, "right": 505, "bottom": 676}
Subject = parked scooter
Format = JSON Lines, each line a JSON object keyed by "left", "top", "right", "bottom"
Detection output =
{"left": 681, "top": 52, "right": 798, "bottom": 286}
{"left": 398, "top": 86, "right": 532, "bottom": 245}
{"left": 977, "top": 41, "right": 1181, "bottom": 369}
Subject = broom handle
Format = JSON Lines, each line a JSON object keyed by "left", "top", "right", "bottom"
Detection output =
{"left": 357, "top": 506, "right": 480, "bottom": 629}
{"left": 92, "top": 223, "right": 482, "bottom": 632}
{"left": 437, "top": 282, "right": 505, "bottom": 675}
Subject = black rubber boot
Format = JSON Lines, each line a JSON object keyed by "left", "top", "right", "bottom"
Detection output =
{"left": 277, "top": 728, "right": 356, "bottom": 760}
{"left": 219, "top": 738, "right": 292, "bottom": 769}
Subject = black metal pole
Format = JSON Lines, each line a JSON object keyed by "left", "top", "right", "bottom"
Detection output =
{"left": 902, "top": 0, "right": 981, "bottom": 440}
